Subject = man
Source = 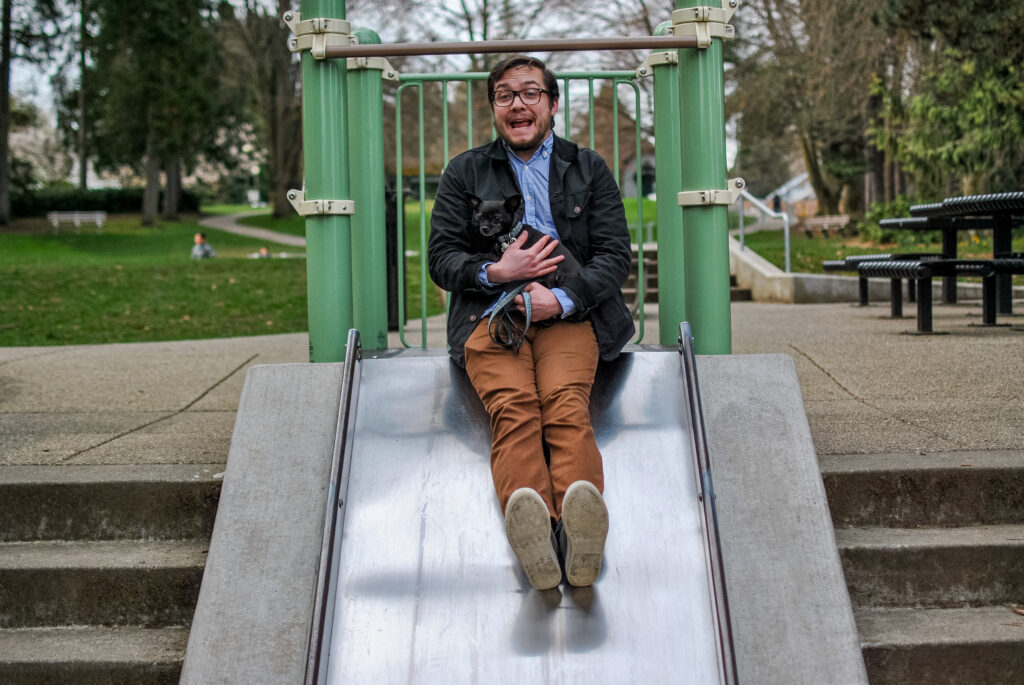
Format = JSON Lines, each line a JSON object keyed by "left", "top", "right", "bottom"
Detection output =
{"left": 427, "top": 56, "right": 634, "bottom": 590}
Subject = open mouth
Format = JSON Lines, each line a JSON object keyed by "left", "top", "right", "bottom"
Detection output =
{"left": 509, "top": 118, "right": 534, "bottom": 130}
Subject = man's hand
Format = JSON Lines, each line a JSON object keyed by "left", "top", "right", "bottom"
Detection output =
{"left": 486, "top": 232, "right": 564, "bottom": 284}
{"left": 515, "top": 282, "right": 563, "bottom": 321}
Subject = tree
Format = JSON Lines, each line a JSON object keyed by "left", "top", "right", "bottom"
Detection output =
{"left": 87, "top": 0, "right": 224, "bottom": 224}
{"left": 872, "top": 0, "right": 1024, "bottom": 196}
{"left": 730, "top": 0, "right": 888, "bottom": 215}
{"left": 218, "top": 0, "right": 301, "bottom": 218}
{"left": 1, "top": 0, "right": 65, "bottom": 224}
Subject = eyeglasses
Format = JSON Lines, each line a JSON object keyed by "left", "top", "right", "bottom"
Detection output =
{"left": 491, "top": 88, "right": 549, "bottom": 107}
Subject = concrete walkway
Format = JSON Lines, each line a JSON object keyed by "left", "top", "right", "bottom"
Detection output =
{"left": 198, "top": 211, "right": 306, "bottom": 248}
{"left": 3, "top": 299, "right": 1021, "bottom": 467}
{"left": 3, "top": 298, "right": 1022, "bottom": 682}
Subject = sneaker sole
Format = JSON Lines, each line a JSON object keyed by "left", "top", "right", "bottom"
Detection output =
{"left": 561, "top": 481, "right": 608, "bottom": 587}
{"left": 505, "top": 489, "right": 561, "bottom": 590}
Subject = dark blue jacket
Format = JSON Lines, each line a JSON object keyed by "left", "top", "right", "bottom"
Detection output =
{"left": 427, "top": 135, "right": 634, "bottom": 367}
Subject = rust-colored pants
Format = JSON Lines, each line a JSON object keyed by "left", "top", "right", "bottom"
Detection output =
{"left": 465, "top": 318, "right": 603, "bottom": 520}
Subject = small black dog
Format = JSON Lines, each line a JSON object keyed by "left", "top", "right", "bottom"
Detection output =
{"left": 469, "top": 194, "right": 581, "bottom": 351}
{"left": 469, "top": 194, "right": 581, "bottom": 289}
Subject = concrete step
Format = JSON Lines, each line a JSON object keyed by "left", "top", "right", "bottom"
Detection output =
{"left": 622, "top": 286, "right": 752, "bottom": 304}
{"left": 622, "top": 286, "right": 659, "bottom": 304}
{"left": 0, "top": 539, "right": 207, "bottom": 628}
{"left": 730, "top": 287, "right": 752, "bottom": 301}
{"left": 836, "top": 524, "right": 1024, "bottom": 608}
{"left": 0, "top": 625, "right": 186, "bottom": 684}
{"left": 0, "top": 464, "right": 223, "bottom": 542}
{"left": 855, "top": 605, "right": 1024, "bottom": 685}
{"left": 821, "top": 452, "right": 1024, "bottom": 528}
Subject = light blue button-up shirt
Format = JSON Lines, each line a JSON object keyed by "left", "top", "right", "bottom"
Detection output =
{"left": 479, "top": 133, "right": 576, "bottom": 317}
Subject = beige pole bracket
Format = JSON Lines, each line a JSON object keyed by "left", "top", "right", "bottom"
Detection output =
{"left": 346, "top": 56, "right": 400, "bottom": 81}
{"left": 678, "top": 178, "right": 745, "bottom": 207}
{"left": 283, "top": 11, "right": 355, "bottom": 60}
{"left": 287, "top": 188, "right": 356, "bottom": 217}
{"left": 635, "top": 51, "right": 679, "bottom": 78}
{"left": 668, "top": 1, "right": 739, "bottom": 48}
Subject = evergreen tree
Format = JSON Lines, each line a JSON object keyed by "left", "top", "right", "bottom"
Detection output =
{"left": 88, "top": 0, "right": 222, "bottom": 224}
{"left": 874, "top": 0, "right": 1024, "bottom": 195}
{"left": 1, "top": 0, "right": 65, "bottom": 224}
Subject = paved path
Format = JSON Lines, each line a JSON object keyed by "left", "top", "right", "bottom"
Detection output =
{"left": 198, "top": 211, "right": 306, "bottom": 248}
{"left": 2, "top": 299, "right": 1022, "bottom": 468}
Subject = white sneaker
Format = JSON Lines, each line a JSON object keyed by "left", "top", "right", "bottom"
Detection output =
{"left": 505, "top": 488, "right": 561, "bottom": 590}
{"left": 560, "top": 481, "right": 609, "bottom": 587}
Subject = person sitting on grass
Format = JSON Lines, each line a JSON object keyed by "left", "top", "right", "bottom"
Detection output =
{"left": 191, "top": 232, "right": 217, "bottom": 260}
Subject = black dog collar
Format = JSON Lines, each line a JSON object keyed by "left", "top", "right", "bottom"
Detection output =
{"left": 497, "top": 222, "right": 525, "bottom": 252}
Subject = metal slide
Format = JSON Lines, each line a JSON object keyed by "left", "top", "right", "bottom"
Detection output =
{"left": 306, "top": 329, "right": 735, "bottom": 684}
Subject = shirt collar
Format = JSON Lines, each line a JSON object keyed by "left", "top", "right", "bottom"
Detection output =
{"left": 503, "top": 131, "right": 554, "bottom": 165}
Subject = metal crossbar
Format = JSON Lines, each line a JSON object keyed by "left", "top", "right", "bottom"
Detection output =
{"left": 326, "top": 36, "right": 699, "bottom": 59}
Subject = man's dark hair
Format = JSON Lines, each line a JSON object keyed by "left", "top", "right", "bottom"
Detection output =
{"left": 487, "top": 56, "right": 559, "bottom": 104}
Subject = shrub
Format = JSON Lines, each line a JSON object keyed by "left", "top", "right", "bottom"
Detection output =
{"left": 11, "top": 187, "right": 201, "bottom": 218}
{"left": 857, "top": 196, "right": 912, "bottom": 243}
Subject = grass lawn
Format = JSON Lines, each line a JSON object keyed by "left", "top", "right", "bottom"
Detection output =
{"left": 740, "top": 227, "right": 1024, "bottom": 283}
{"left": 1, "top": 215, "right": 308, "bottom": 346}
{"left": 201, "top": 203, "right": 269, "bottom": 216}
{"left": 1, "top": 210, "right": 446, "bottom": 347}
{"left": 22, "top": 201, "right": 1001, "bottom": 348}
{"left": 234, "top": 203, "right": 445, "bottom": 320}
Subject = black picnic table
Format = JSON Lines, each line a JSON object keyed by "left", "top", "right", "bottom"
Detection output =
{"left": 879, "top": 192, "right": 1023, "bottom": 311}
{"left": 855, "top": 257, "right": 1024, "bottom": 334}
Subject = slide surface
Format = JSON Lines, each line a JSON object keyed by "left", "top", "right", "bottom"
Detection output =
{"left": 324, "top": 350, "right": 726, "bottom": 683}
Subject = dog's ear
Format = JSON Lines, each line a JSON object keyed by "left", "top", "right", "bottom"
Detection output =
{"left": 468, "top": 194, "right": 482, "bottom": 211}
{"left": 504, "top": 194, "right": 523, "bottom": 214}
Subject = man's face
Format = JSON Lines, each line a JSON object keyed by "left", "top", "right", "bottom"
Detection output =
{"left": 491, "top": 66, "right": 558, "bottom": 160}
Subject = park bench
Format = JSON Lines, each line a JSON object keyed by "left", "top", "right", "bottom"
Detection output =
{"left": 855, "top": 257, "right": 1024, "bottom": 334}
{"left": 800, "top": 214, "right": 849, "bottom": 237}
{"left": 823, "top": 252, "right": 946, "bottom": 307}
{"left": 46, "top": 211, "right": 107, "bottom": 235}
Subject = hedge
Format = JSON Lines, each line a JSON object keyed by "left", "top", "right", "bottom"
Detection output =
{"left": 11, "top": 187, "right": 201, "bottom": 218}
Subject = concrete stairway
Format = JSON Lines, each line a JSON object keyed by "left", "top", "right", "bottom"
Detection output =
{"left": 623, "top": 250, "right": 752, "bottom": 308}
{"left": 821, "top": 451, "right": 1024, "bottom": 684}
{"left": 0, "top": 464, "right": 222, "bottom": 683}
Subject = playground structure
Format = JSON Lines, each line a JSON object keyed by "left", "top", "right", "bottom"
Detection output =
{"left": 181, "top": 2, "right": 867, "bottom": 683}
{"left": 283, "top": 0, "right": 739, "bottom": 360}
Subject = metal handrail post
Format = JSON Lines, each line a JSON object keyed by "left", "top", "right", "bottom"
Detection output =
{"left": 624, "top": 79, "right": 646, "bottom": 343}
{"left": 301, "top": 0, "right": 353, "bottom": 362}
{"left": 677, "top": 1, "right": 732, "bottom": 354}
{"left": 738, "top": 195, "right": 745, "bottom": 250}
{"left": 347, "top": 27, "right": 389, "bottom": 351}
{"left": 738, "top": 189, "right": 791, "bottom": 272}
{"left": 651, "top": 25, "right": 686, "bottom": 346}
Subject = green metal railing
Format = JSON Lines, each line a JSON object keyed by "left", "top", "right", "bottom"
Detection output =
{"left": 393, "top": 71, "right": 649, "bottom": 348}
{"left": 296, "top": 0, "right": 736, "bottom": 361}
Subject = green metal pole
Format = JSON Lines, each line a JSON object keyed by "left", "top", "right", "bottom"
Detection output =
{"left": 347, "top": 27, "right": 389, "bottom": 351}
{"left": 299, "top": 0, "right": 353, "bottom": 362}
{"left": 676, "top": 1, "right": 732, "bottom": 354}
{"left": 650, "top": 23, "right": 686, "bottom": 346}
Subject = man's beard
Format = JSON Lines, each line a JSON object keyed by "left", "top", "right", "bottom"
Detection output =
{"left": 502, "top": 114, "right": 554, "bottom": 151}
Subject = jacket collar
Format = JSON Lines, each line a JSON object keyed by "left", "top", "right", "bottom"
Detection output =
{"left": 483, "top": 134, "right": 579, "bottom": 164}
